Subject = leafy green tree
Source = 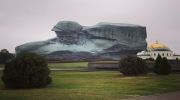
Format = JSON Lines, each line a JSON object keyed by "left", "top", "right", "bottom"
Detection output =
{"left": 154, "top": 54, "right": 162, "bottom": 74}
{"left": 158, "top": 57, "right": 172, "bottom": 75}
{"left": 1, "top": 52, "right": 52, "bottom": 89}
{"left": 119, "top": 55, "right": 148, "bottom": 76}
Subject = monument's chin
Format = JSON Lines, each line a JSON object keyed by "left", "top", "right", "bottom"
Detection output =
{"left": 15, "top": 21, "right": 147, "bottom": 61}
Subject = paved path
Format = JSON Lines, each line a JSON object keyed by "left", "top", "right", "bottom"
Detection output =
{"left": 124, "top": 91, "right": 180, "bottom": 100}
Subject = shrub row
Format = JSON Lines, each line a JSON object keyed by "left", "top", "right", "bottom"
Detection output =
{"left": 119, "top": 54, "right": 172, "bottom": 76}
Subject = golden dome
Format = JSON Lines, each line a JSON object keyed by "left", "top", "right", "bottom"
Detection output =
{"left": 147, "top": 41, "right": 170, "bottom": 50}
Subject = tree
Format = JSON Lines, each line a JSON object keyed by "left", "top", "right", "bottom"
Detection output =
{"left": 158, "top": 57, "right": 172, "bottom": 75}
{"left": 154, "top": 54, "right": 162, "bottom": 74}
{"left": 119, "top": 55, "right": 148, "bottom": 76}
{"left": 1, "top": 52, "right": 52, "bottom": 89}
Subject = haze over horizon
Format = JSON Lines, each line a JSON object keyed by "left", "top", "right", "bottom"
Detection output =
{"left": 0, "top": 0, "right": 180, "bottom": 54}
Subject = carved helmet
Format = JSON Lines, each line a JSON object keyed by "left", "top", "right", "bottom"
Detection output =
{"left": 51, "top": 21, "right": 82, "bottom": 33}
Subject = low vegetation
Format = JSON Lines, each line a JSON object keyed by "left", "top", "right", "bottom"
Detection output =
{"left": 1, "top": 52, "right": 52, "bottom": 89}
{"left": 119, "top": 55, "right": 148, "bottom": 76}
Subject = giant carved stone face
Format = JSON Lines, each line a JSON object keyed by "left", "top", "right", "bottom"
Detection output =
{"left": 52, "top": 21, "right": 86, "bottom": 45}
{"left": 55, "top": 31, "right": 86, "bottom": 45}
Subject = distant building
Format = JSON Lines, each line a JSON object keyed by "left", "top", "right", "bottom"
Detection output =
{"left": 138, "top": 41, "right": 180, "bottom": 60}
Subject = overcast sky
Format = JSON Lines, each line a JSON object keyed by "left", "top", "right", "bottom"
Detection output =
{"left": 0, "top": 0, "right": 180, "bottom": 54}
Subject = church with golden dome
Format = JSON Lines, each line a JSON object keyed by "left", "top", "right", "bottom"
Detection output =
{"left": 138, "top": 41, "right": 180, "bottom": 60}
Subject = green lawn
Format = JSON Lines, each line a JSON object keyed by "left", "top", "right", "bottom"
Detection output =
{"left": 0, "top": 64, "right": 4, "bottom": 68}
{"left": 48, "top": 62, "right": 88, "bottom": 68}
{"left": 0, "top": 61, "right": 154, "bottom": 69}
{"left": 0, "top": 62, "right": 88, "bottom": 69}
{"left": 0, "top": 71, "right": 180, "bottom": 100}
{"left": 89, "top": 61, "right": 119, "bottom": 64}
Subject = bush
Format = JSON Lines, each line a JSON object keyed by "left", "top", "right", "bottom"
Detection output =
{"left": 1, "top": 52, "right": 52, "bottom": 89}
{"left": 157, "top": 57, "right": 172, "bottom": 75}
{"left": 154, "top": 54, "right": 162, "bottom": 74}
{"left": 119, "top": 55, "right": 148, "bottom": 76}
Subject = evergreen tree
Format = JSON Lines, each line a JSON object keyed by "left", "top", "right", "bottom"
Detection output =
{"left": 154, "top": 54, "right": 162, "bottom": 74}
{"left": 158, "top": 57, "right": 172, "bottom": 75}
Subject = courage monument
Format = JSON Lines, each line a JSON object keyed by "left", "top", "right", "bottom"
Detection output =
{"left": 15, "top": 21, "right": 147, "bottom": 61}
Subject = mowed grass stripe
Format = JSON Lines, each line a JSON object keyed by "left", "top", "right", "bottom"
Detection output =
{"left": 48, "top": 62, "right": 88, "bottom": 68}
{"left": 0, "top": 62, "right": 88, "bottom": 69}
{"left": 0, "top": 64, "right": 4, "bottom": 68}
{"left": 0, "top": 71, "right": 180, "bottom": 100}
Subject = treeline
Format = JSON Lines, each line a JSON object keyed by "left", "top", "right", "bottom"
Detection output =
{"left": 0, "top": 49, "right": 15, "bottom": 64}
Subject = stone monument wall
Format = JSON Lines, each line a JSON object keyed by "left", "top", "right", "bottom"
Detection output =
{"left": 16, "top": 21, "right": 147, "bottom": 61}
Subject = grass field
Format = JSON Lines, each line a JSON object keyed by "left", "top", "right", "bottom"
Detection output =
{"left": 0, "top": 71, "right": 180, "bottom": 100}
{"left": 89, "top": 61, "right": 119, "bottom": 64}
{"left": 0, "top": 64, "right": 4, "bottom": 68}
{"left": 0, "top": 61, "right": 154, "bottom": 68}
{"left": 0, "top": 62, "right": 88, "bottom": 69}
{"left": 48, "top": 62, "right": 88, "bottom": 68}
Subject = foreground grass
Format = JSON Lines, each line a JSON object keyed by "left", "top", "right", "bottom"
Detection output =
{"left": 0, "top": 64, "right": 4, "bottom": 68}
{"left": 0, "top": 71, "right": 180, "bottom": 100}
